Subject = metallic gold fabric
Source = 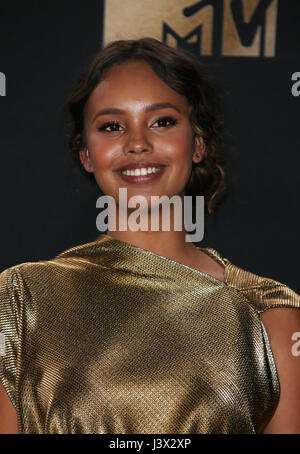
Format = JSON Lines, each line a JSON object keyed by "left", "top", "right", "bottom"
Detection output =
{"left": 0, "top": 233, "right": 299, "bottom": 434}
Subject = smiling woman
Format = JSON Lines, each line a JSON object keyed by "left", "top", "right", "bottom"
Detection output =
{"left": 68, "top": 38, "right": 225, "bottom": 220}
{"left": 0, "top": 37, "right": 300, "bottom": 435}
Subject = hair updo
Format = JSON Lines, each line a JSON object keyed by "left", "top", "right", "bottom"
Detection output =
{"left": 66, "top": 37, "right": 226, "bottom": 215}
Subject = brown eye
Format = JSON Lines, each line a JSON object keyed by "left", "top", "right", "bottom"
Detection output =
{"left": 152, "top": 117, "right": 178, "bottom": 128}
{"left": 98, "top": 121, "right": 123, "bottom": 132}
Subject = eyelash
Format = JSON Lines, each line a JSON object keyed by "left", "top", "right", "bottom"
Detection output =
{"left": 97, "top": 116, "right": 178, "bottom": 132}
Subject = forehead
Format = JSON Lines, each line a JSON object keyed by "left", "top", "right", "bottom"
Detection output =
{"left": 85, "top": 60, "right": 189, "bottom": 116}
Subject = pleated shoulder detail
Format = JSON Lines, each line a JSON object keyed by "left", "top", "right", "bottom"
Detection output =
{"left": 222, "top": 257, "right": 300, "bottom": 314}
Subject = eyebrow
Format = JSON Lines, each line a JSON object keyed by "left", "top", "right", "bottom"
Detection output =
{"left": 92, "top": 102, "right": 181, "bottom": 123}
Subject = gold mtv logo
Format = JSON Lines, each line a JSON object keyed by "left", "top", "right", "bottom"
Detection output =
{"left": 103, "top": 0, "right": 278, "bottom": 57}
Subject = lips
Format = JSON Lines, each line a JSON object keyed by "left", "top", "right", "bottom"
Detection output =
{"left": 116, "top": 162, "right": 166, "bottom": 172}
{"left": 118, "top": 165, "right": 166, "bottom": 183}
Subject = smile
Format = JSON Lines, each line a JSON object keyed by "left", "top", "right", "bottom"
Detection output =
{"left": 118, "top": 166, "right": 166, "bottom": 183}
{"left": 121, "top": 167, "right": 161, "bottom": 176}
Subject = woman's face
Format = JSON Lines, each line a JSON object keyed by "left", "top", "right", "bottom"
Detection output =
{"left": 80, "top": 60, "right": 205, "bottom": 205}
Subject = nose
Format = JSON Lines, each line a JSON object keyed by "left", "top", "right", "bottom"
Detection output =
{"left": 123, "top": 128, "right": 153, "bottom": 154}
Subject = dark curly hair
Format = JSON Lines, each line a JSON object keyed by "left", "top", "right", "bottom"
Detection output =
{"left": 66, "top": 37, "right": 226, "bottom": 215}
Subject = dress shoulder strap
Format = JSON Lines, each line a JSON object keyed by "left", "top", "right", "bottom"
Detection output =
{"left": 199, "top": 247, "right": 227, "bottom": 267}
{"left": 223, "top": 257, "right": 300, "bottom": 314}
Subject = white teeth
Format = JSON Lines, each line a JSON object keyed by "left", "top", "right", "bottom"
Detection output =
{"left": 121, "top": 167, "right": 161, "bottom": 176}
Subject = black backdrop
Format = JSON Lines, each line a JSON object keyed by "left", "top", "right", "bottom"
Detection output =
{"left": 0, "top": 0, "right": 299, "bottom": 293}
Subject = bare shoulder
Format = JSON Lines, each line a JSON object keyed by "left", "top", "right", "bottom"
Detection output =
{"left": 0, "top": 380, "right": 19, "bottom": 434}
{"left": 259, "top": 308, "right": 300, "bottom": 433}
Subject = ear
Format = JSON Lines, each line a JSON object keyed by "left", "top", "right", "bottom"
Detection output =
{"left": 192, "top": 135, "right": 206, "bottom": 165}
{"left": 79, "top": 148, "right": 94, "bottom": 173}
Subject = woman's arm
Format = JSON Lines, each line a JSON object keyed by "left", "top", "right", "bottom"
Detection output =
{"left": 0, "top": 381, "right": 19, "bottom": 434}
{"left": 260, "top": 308, "right": 300, "bottom": 434}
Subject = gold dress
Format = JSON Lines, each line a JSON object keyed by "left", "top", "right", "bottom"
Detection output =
{"left": 0, "top": 233, "right": 299, "bottom": 434}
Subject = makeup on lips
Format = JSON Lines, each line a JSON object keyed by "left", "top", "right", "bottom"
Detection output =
{"left": 117, "top": 162, "right": 167, "bottom": 184}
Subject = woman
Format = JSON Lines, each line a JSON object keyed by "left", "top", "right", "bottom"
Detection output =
{"left": 0, "top": 38, "right": 299, "bottom": 434}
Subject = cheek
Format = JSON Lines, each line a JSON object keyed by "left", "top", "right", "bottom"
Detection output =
{"left": 88, "top": 134, "right": 119, "bottom": 170}
{"left": 157, "top": 132, "right": 193, "bottom": 164}
{"left": 92, "top": 153, "right": 110, "bottom": 170}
